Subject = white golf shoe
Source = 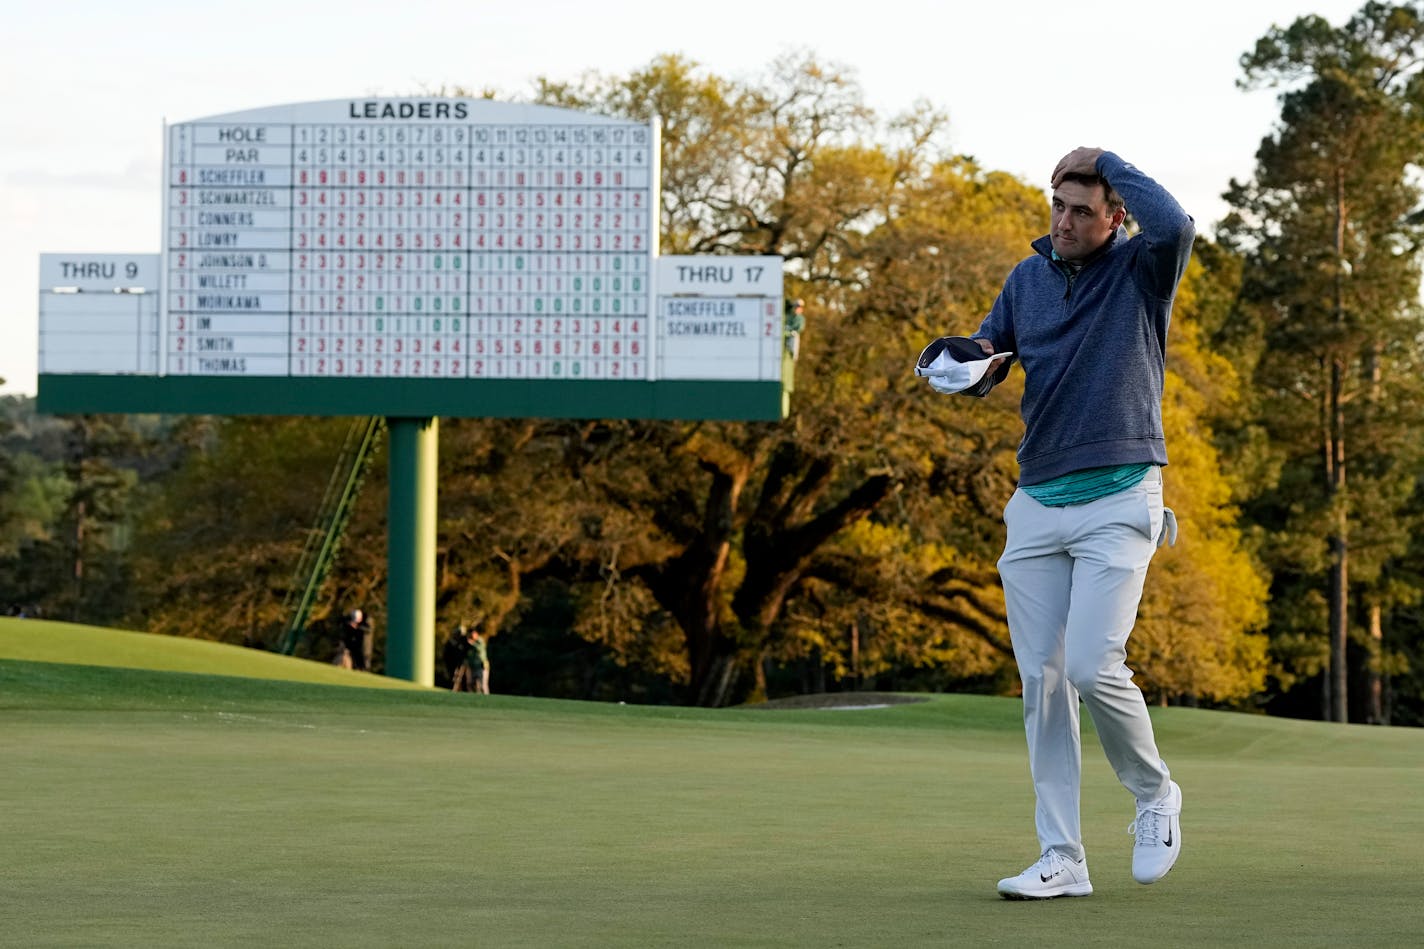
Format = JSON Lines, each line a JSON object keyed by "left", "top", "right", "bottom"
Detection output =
{"left": 1130, "top": 780, "right": 1182, "bottom": 884}
{"left": 996, "top": 849, "right": 1093, "bottom": 900}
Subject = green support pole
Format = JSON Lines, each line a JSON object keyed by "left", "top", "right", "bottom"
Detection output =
{"left": 385, "top": 416, "right": 438, "bottom": 685}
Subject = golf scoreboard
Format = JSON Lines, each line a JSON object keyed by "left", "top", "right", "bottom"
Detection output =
{"left": 38, "top": 98, "right": 789, "bottom": 420}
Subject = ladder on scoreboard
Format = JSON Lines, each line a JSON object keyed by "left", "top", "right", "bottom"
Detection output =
{"left": 276, "top": 416, "right": 386, "bottom": 655}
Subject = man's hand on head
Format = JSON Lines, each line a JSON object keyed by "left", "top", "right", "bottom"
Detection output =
{"left": 1051, "top": 147, "right": 1106, "bottom": 189}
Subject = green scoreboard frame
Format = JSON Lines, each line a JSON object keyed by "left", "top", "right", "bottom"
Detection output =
{"left": 36, "top": 375, "right": 786, "bottom": 421}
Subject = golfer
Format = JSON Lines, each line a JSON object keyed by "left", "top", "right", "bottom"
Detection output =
{"left": 964, "top": 147, "right": 1194, "bottom": 899}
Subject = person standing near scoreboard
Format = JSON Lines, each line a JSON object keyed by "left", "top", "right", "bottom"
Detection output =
{"left": 931, "top": 147, "right": 1194, "bottom": 899}
{"left": 454, "top": 626, "right": 490, "bottom": 695}
{"left": 338, "top": 608, "right": 374, "bottom": 672}
{"left": 468, "top": 627, "right": 490, "bottom": 695}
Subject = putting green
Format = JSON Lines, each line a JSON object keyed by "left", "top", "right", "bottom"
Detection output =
{"left": 2, "top": 622, "right": 1421, "bottom": 947}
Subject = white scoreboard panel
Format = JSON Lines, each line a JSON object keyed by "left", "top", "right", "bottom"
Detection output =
{"left": 38, "top": 254, "right": 161, "bottom": 375}
{"left": 656, "top": 256, "right": 784, "bottom": 381}
{"left": 164, "top": 99, "right": 657, "bottom": 381}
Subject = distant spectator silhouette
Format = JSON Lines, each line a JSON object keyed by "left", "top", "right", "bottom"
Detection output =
{"left": 443, "top": 624, "right": 472, "bottom": 689}
{"left": 452, "top": 626, "right": 489, "bottom": 694}
{"left": 336, "top": 608, "right": 373, "bottom": 671}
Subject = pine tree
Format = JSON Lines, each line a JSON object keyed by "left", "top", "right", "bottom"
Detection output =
{"left": 1222, "top": 1, "right": 1424, "bottom": 721}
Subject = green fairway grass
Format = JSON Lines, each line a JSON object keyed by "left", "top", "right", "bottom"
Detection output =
{"left": 2, "top": 620, "right": 1422, "bottom": 947}
{"left": 0, "top": 617, "right": 423, "bottom": 690}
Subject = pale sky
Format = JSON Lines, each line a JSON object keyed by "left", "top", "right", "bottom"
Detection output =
{"left": 1, "top": 0, "right": 1367, "bottom": 395}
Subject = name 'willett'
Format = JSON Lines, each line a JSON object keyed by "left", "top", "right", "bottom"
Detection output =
{"left": 664, "top": 299, "right": 747, "bottom": 337}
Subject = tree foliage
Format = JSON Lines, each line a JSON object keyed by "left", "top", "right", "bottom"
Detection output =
{"left": 1134, "top": 254, "right": 1270, "bottom": 703}
{"left": 0, "top": 402, "right": 153, "bottom": 622}
{"left": 506, "top": 54, "right": 1038, "bottom": 704}
{"left": 1221, "top": 0, "right": 1424, "bottom": 721}
{"left": 125, "top": 417, "right": 388, "bottom": 649}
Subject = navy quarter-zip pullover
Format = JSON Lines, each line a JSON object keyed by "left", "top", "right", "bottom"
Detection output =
{"left": 973, "top": 152, "right": 1195, "bottom": 486}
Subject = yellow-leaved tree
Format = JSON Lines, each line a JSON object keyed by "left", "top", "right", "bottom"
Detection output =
{"left": 1133, "top": 252, "right": 1270, "bottom": 704}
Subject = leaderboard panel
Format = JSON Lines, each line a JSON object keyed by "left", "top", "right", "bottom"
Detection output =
{"left": 164, "top": 99, "right": 656, "bottom": 380}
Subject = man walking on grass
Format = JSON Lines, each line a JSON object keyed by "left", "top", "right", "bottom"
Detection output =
{"left": 949, "top": 147, "right": 1194, "bottom": 899}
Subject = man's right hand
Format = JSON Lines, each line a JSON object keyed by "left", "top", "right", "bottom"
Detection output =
{"left": 1051, "top": 147, "right": 1106, "bottom": 189}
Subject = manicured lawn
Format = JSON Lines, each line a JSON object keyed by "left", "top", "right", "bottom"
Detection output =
{"left": 0, "top": 617, "right": 421, "bottom": 690}
{"left": 2, "top": 620, "right": 1421, "bottom": 947}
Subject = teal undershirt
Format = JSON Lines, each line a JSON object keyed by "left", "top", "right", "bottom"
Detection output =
{"left": 1021, "top": 463, "right": 1153, "bottom": 507}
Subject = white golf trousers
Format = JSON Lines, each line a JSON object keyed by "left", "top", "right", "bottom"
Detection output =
{"left": 998, "top": 467, "right": 1172, "bottom": 862}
